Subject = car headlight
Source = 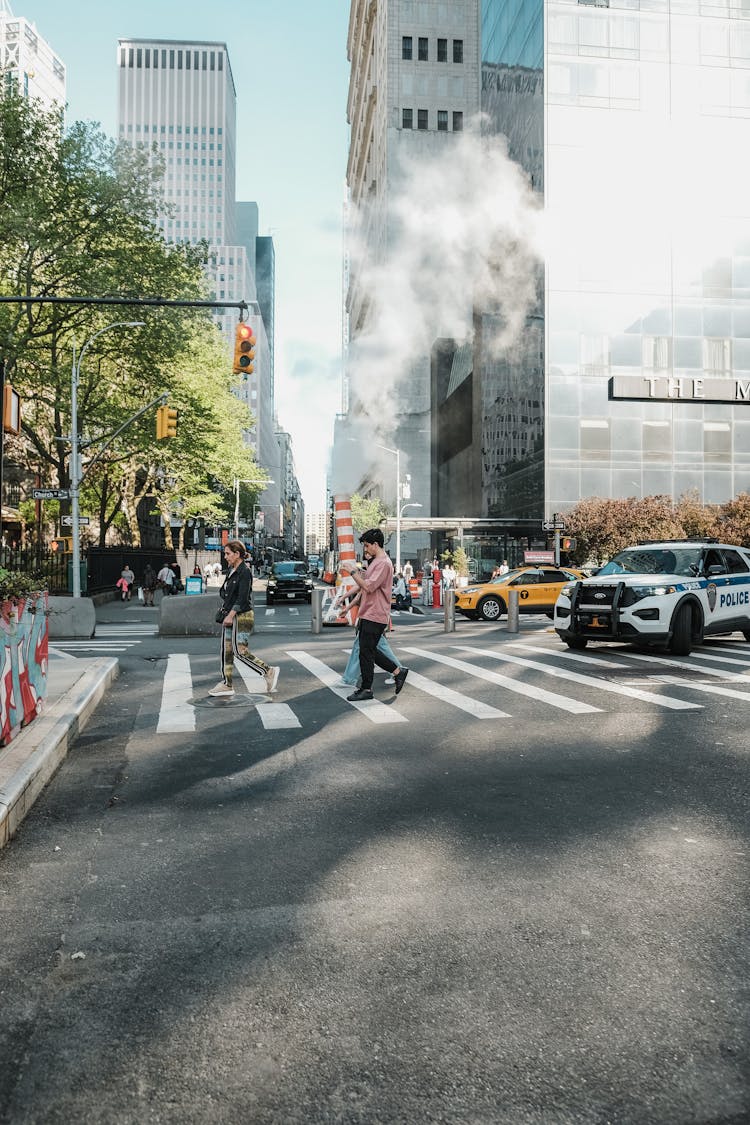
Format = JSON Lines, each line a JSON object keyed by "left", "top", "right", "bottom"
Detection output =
{"left": 559, "top": 584, "right": 575, "bottom": 600}
{"left": 629, "top": 584, "right": 676, "bottom": 601}
{"left": 463, "top": 587, "right": 479, "bottom": 595}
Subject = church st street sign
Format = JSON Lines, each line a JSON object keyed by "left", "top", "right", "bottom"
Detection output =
{"left": 609, "top": 375, "right": 750, "bottom": 404}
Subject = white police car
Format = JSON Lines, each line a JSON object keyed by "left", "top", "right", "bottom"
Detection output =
{"left": 554, "top": 539, "right": 750, "bottom": 656}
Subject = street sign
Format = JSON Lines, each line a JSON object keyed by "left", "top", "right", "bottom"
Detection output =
{"left": 541, "top": 519, "right": 566, "bottom": 531}
{"left": 32, "top": 488, "right": 70, "bottom": 500}
{"left": 61, "top": 515, "right": 89, "bottom": 526}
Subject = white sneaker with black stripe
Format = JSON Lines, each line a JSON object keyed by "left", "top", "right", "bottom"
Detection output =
{"left": 208, "top": 682, "right": 235, "bottom": 698}
{"left": 264, "top": 666, "right": 280, "bottom": 694}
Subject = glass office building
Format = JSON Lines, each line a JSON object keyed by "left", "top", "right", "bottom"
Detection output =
{"left": 482, "top": 0, "right": 750, "bottom": 516}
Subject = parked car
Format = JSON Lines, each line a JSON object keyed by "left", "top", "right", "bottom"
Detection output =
{"left": 454, "top": 565, "right": 587, "bottom": 621}
{"left": 554, "top": 538, "right": 750, "bottom": 655}
{"left": 266, "top": 561, "right": 314, "bottom": 605}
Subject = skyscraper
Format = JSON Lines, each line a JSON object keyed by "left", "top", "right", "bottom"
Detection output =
{"left": 479, "top": 0, "right": 750, "bottom": 522}
{"left": 117, "top": 38, "right": 281, "bottom": 533}
{"left": 0, "top": 0, "right": 65, "bottom": 111}
{"left": 339, "top": 0, "right": 481, "bottom": 549}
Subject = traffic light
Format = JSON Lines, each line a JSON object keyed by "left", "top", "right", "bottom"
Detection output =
{"left": 156, "top": 405, "right": 179, "bottom": 440}
{"left": 2, "top": 384, "right": 20, "bottom": 434}
{"left": 232, "top": 322, "right": 255, "bottom": 375}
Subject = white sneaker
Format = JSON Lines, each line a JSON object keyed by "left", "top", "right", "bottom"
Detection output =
{"left": 264, "top": 666, "right": 280, "bottom": 694}
{"left": 385, "top": 677, "right": 395, "bottom": 685}
{"left": 208, "top": 682, "right": 235, "bottom": 698}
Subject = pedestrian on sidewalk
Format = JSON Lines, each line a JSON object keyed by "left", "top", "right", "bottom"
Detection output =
{"left": 339, "top": 528, "right": 408, "bottom": 702}
{"left": 157, "top": 561, "right": 175, "bottom": 595}
{"left": 209, "top": 539, "right": 279, "bottom": 698}
{"left": 120, "top": 563, "right": 135, "bottom": 601}
{"left": 115, "top": 576, "right": 129, "bottom": 601}
{"left": 141, "top": 563, "right": 157, "bottom": 607}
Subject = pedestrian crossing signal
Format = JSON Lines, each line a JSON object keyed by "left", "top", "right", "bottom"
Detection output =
{"left": 561, "top": 537, "right": 576, "bottom": 551}
{"left": 156, "top": 405, "right": 179, "bottom": 440}
{"left": 232, "top": 322, "right": 255, "bottom": 375}
{"left": 50, "top": 537, "right": 72, "bottom": 552}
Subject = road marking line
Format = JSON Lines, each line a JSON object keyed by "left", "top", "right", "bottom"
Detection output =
{"left": 286, "top": 650, "right": 407, "bottom": 724}
{"left": 612, "top": 649, "right": 749, "bottom": 681}
{"left": 685, "top": 650, "right": 750, "bottom": 671}
{"left": 401, "top": 668, "right": 510, "bottom": 718}
{"left": 157, "top": 653, "right": 195, "bottom": 733}
{"left": 507, "top": 643, "right": 632, "bottom": 668}
{"left": 264, "top": 607, "right": 276, "bottom": 616}
{"left": 657, "top": 676, "right": 750, "bottom": 702}
{"left": 402, "top": 648, "right": 599, "bottom": 715}
{"left": 452, "top": 646, "right": 702, "bottom": 711}
{"left": 255, "top": 703, "right": 301, "bottom": 729}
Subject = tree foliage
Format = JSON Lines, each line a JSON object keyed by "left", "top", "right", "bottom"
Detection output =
{"left": 564, "top": 491, "right": 750, "bottom": 564}
{"left": 350, "top": 492, "right": 388, "bottom": 534}
{"left": 0, "top": 92, "right": 264, "bottom": 545}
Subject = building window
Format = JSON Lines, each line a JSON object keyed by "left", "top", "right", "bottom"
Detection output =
{"left": 437, "top": 109, "right": 448, "bottom": 131}
{"left": 402, "top": 107, "right": 413, "bottom": 129}
{"left": 438, "top": 38, "right": 448, "bottom": 62}
{"left": 580, "top": 419, "right": 610, "bottom": 459}
{"left": 453, "top": 111, "right": 464, "bottom": 131}
{"left": 402, "top": 36, "right": 413, "bottom": 60}
{"left": 418, "top": 108, "right": 428, "bottom": 130}
{"left": 418, "top": 37, "right": 429, "bottom": 61}
{"left": 643, "top": 336, "right": 672, "bottom": 371}
{"left": 453, "top": 39, "right": 464, "bottom": 63}
{"left": 703, "top": 337, "right": 731, "bottom": 375}
{"left": 704, "top": 422, "right": 731, "bottom": 462}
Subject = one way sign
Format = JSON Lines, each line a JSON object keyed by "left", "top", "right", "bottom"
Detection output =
{"left": 542, "top": 519, "right": 566, "bottom": 531}
{"left": 61, "top": 516, "right": 89, "bottom": 526}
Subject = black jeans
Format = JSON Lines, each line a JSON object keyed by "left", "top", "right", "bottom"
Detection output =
{"left": 358, "top": 618, "right": 398, "bottom": 690}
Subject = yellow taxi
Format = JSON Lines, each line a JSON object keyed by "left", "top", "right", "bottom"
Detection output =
{"left": 454, "top": 565, "right": 588, "bottom": 622}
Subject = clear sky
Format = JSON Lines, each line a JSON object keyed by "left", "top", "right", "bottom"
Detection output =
{"left": 19, "top": 0, "right": 350, "bottom": 514}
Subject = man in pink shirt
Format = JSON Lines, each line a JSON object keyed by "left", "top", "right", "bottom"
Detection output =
{"left": 339, "top": 528, "right": 409, "bottom": 702}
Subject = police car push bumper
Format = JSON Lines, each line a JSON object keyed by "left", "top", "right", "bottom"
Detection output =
{"left": 555, "top": 578, "right": 682, "bottom": 646}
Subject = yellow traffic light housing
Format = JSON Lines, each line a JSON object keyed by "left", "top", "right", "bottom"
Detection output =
{"left": 232, "top": 322, "right": 255, "bottom": 375}
{"left": 156, "top": 404, "right": 179, "bottom": 440}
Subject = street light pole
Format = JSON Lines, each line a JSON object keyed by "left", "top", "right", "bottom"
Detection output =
{"left": 70, "top": 321, "right": 144, "bottom": 598}
{"left": 376, "top": 443, "right": 401, "bottom": 571}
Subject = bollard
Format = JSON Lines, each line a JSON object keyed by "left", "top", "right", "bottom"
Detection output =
{"left": 444, "top": 587, "right": 456, "bottom": 632}
{"left": 506, "top": 588, "right": 519, "bottom": 633}
{"left": 311, "top": 587, "right": 324, "bottom": 634}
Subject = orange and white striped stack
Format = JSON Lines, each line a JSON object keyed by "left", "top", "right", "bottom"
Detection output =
{"left": 333, "top": 494, "right": 358, "bottom": 625}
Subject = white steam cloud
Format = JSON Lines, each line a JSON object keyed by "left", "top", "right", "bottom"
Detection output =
{"left": 335, "top": 117, "right": 543, "bottom": 491}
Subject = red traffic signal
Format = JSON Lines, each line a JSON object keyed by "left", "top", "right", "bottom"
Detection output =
{"left": 232, "top": 322, "right": 255, "bottom": 375}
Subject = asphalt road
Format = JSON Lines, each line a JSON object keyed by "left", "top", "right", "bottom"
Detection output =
{"left": 1, "top": 594, "right": 749, "bottom": 1124}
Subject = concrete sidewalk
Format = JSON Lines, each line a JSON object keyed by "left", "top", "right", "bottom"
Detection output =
{"left": 0, "top": 652, "right": 119, "bottom": 849}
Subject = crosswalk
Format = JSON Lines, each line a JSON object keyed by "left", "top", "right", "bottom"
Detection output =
{"left": 146, "top": 637, "right": 750, "bottom": 733}
{"left": 49, "top": 622, "right": 159, "bottom": 656}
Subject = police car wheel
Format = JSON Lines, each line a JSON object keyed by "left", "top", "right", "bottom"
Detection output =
{"left": 743, "top": 629, "right": 750, "bottom": 642}
{"left": 669, "top": 603, "right": 693, "bottom": 656}
{"left": 565, "top": 636, "right": 588, "bottom": 650}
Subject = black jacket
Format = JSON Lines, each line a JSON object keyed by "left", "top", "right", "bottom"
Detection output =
{"left": 219, "top": 564, "right": 253, "bottom": 614}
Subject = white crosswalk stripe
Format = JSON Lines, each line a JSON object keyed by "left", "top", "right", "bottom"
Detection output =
{"left": 157, "top": 653, "right": 195, "bottom": 733}
{"left": 402, "top": 647, "right": 600, "bottom": 715}
{"left": 611, "top": 649, "right": 750, "bottom": 682}
{"left": 452, "top": 645, "right": 702, "bottom": 711}
{"left": 286, "top": 650, "right": 407, "bottom": 724}
{"left": 255, "top": 703, "right": 301, "bottom": 729}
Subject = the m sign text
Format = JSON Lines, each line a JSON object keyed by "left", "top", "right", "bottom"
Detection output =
{"left": 610, "top": 375, "right": 750, "bottom": 404}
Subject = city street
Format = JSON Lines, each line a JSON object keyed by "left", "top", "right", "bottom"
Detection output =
{"left": 0, "top": 592, "right": 749, "bottom": 1122}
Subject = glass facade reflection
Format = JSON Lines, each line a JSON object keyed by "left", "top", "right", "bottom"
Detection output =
{"left": 482, "top": 0, "right": 750, "bottom": 516}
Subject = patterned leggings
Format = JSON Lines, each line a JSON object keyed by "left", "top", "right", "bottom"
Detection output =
{"left": 221, "top": 611, "right": 269, "bottom": 686}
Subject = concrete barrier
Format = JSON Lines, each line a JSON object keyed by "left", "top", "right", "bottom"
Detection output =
{"left": 47, "top": 596, "right": 96, "bottom": 639}
{"left": 159, "top": 592, "right": 222, "bottom": 636}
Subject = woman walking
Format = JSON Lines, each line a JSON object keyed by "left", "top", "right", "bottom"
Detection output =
{"left": 209, "top": 540, "right": 279, "bottom": 698}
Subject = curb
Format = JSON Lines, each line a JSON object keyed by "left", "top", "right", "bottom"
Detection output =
{"left": 0, "top": 657, "right": 119, "bottom": 850}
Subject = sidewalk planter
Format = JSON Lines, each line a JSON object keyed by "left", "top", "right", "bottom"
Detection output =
{"left": 0, "top": 592, "right": 48, "bottom": 747}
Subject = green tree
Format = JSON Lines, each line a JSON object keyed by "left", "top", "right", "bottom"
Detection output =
{"left": 0, "top": 92, "right": 262, "bottom": 543}
{"left": 350, "top": 493, "right": 388, "bottom": 535}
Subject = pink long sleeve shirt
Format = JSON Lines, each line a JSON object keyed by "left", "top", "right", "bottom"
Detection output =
{"left": 357, "top": 552, "right": 394, "bottom": 624}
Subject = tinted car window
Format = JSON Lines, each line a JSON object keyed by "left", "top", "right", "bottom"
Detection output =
{"left": 543, "top": 570, "right": 569, "bottom": 583}
{"left": 511, "top": 571, "right": 541, "bottom": 585}
{"left": 722, "top": 549, "right": 749, "bottom": 574}
{"left": 274, "top": 562, "right": 308, "bottom": 576}
{"left": 599, "top": 548, "right": 701, "bottom": 577}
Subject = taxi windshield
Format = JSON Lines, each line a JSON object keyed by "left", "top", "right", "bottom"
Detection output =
{"left": 598, "top": 547, "right": 701, "bottom": 577}
{"left": 492, "top": 569, "right": 524, "bottom": 584}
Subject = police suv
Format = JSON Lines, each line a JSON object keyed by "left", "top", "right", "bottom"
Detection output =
{"left": 554, "top": 539, "right": 750, "bottom": 656}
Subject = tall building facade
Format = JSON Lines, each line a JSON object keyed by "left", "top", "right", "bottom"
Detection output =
{"left": 116, "top": 38, "right": 282, "bottom": 535}
{"left": 480, "top": 0, "right": 750, "bottom": 519}
{"left": 0, "top": 1, "right": 65, "bottom": 110}
{"left": 340, "top": 0, "right": 481, "bottom": 553}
